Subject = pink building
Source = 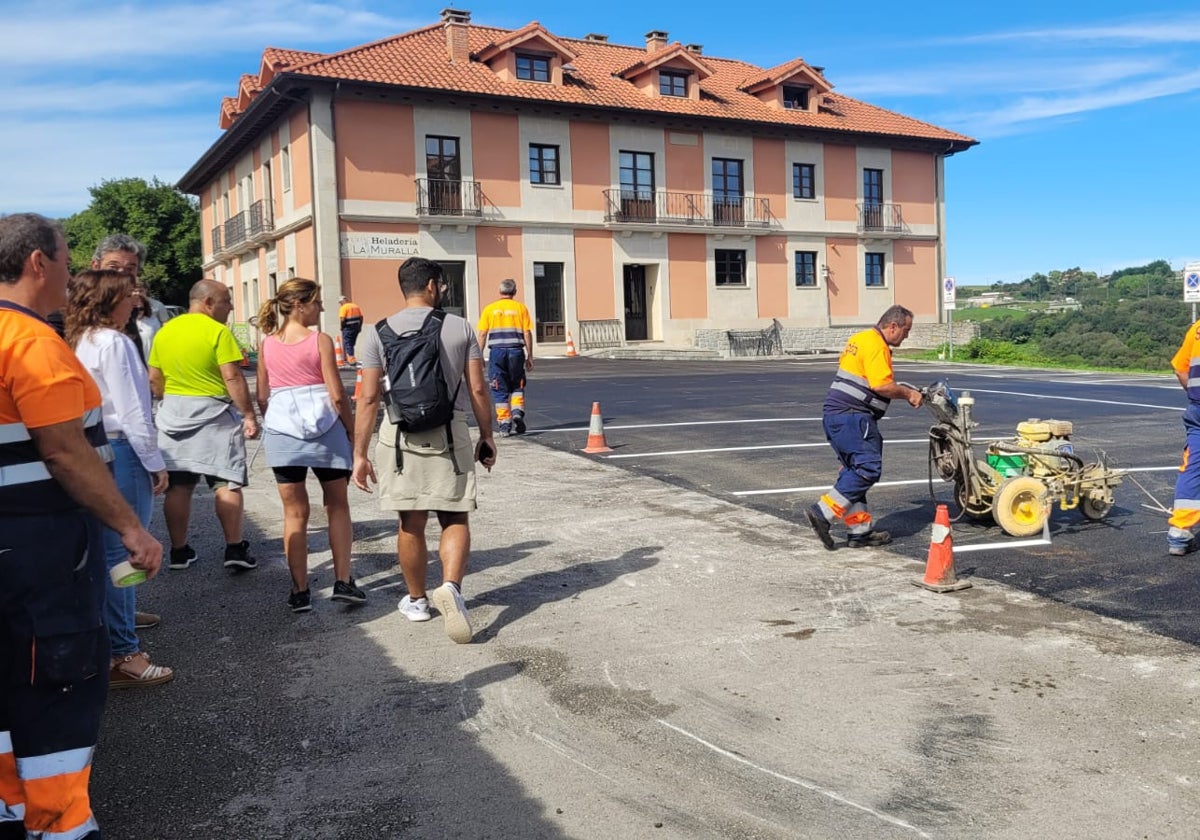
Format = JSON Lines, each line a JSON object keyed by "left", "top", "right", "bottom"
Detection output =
{"left": 178, "top": 8, "right": 976, "bottom": 351}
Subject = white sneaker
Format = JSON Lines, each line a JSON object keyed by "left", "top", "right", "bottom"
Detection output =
{"left": 428, "top": 583, "right": 473, "bottom": 644}
{"left": 397, "top": 595, "right": 431, "bottom": 622}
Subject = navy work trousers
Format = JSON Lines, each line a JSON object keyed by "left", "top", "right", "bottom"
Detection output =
{"left": 823, "top": 411, "right": 884, "bottom": 505}
{"left": 1, "top": 510, "right": 107, "bottom": 839}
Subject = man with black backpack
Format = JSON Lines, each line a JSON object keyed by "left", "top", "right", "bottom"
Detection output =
{"left": 351, "top": 257, "right": 496, "bottom": 643}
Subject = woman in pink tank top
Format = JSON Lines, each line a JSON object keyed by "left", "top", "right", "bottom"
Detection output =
{"left": 256, "top": 278, "right": 364, "bottom": 613}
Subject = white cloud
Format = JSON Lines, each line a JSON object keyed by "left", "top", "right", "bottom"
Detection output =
{"left": 0, "top": 80, "right": 223, "bottom": 114}
{"left": 949, "top": 68, "right": 1200, "bottom": 137}
{"left": 952, "top": 15, "right": 1200, "bottom": 46}
{"left": 0, "top": 1, "right": 417, "bottom": 66}
{"left": 839, "top": 57, "right": 1172, "bottom": 98}
{"left": 0, "top": 114, "right": 218, "bottom": 216}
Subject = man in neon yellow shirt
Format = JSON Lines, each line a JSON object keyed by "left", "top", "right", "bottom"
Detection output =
{"left": 149, "top": 280, "right": 260, "bottom": 571}
{"left": 477, "top": 278, "right": 533, "bottom": 436}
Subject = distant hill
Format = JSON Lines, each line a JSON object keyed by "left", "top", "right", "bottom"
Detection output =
{"left": 950, "top": 261, "right": 1191, "bottom": 370}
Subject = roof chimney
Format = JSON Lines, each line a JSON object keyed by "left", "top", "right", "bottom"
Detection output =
{"left": 442, "top": 8, "right": 471, "bottom": 64}
{"left": 645, "top": 30, "right": 668, "bottom": 53}
{"left": 584, "top": 33, "right": 609, "bottom": 42}
{"left": 684, "top": 43, "right": 703, "bottom": 55}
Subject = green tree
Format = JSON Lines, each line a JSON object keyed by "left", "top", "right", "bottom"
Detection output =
{"left": 62, "top": 177, "right": 201, "bottom": 305}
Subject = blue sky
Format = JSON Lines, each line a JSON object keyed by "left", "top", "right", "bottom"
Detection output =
{"left": 3, "top": 1, "right": 1198, "bottom": 286}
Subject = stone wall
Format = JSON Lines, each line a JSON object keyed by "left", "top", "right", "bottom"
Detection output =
{"left": 695, "top": 321, "right": 980, "bottom": 357}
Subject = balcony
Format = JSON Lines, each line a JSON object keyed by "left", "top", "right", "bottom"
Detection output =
{"left": 223, "top": 212, "right": 247, "bottom": 250}
{"left": 210, "top": 226, "right": 222, "bottom": 254}
{"left": 603, "top": 189, "right": 772, "bottom": 229}
{"left": 416, "top": 178, "right": 483, "bottom": 217}
{"left": 857, "top": 202, "right": 904, "bottom": 234}
{"left": 248, "top": 199, "right": 274, "bottom": 238}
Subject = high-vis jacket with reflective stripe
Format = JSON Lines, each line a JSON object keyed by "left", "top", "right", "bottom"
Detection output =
{"left": 0, "top": 301, "right": 110, "bottom": 514}
{"left": 822, "top": 326, "right": 895, "bottom": 419}
{"left": 1171, "top": 318, "right": 1200, "bottom": 406}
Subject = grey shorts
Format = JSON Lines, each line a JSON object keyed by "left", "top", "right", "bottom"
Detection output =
{"left": 376, "top": 413, "right": 477, "bottom": 512}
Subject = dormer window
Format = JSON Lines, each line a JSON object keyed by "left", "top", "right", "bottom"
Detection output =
{"left": 782, "top": 85, "right": 810, "bottom": 110}
{"left": 516, "top": 53, "right": 550, "bottom": 82}
{"left": 659, "top": 70, "right": 688, "bottom": 97}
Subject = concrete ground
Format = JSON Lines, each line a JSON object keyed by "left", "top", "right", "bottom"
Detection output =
{"left": 95, "top": 427, "right": 1200, "bottom": 839}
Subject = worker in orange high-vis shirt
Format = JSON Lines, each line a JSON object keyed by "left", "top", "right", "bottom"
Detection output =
{"left": 805, "top": 305, "right": 923, "bottom": 551}
{"left": 1167, "top": 317, "right": 1200, "bottom": 555}
{"left": 0, "top": 214, "right": 162, "bottom": 840}
{"left": 477, "top": 278, "right": 533, "bottom": 436}
{"left": 338, "top": 295, "right": 364, "bottom": 365}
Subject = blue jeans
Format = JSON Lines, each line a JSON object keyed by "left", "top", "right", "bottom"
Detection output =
{"left": 103, "top": 438, "right": 153, "bottom": 656}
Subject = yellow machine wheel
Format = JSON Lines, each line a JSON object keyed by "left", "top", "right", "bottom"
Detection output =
{"left": 993, "top": 476, "right": 1050, "bottom": 537}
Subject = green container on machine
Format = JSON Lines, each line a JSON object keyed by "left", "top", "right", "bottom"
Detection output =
{"left": 987, "top": 452, "right": 1027, "bottom": 477}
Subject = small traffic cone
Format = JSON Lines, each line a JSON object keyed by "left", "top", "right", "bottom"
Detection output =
{"left": 914, "top": 504, "right": 972, "bottom": 593}
{"left": 565, "top": 332, "right": 578, "bottom": 358}
{"left": 335, "top": 334, "right": 347, "bottom": 367}
{"left": 582, "top": 401, "right": 612, "bottom": 454}
{"left": 351, "top": 366, "right": 363, "bottom": 402}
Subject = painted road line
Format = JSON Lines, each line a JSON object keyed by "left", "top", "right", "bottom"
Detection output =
{"left": 553, "top": 416, "right": 827, "bottom": 433}
{"left": 955, "top": 519, "right": 1051, "bottom": 553}
{"left": 731, "top": 465, "right": 1179, "bottom": 497}
{"left": 966, "top": 388, "right": 1179, "bottom": 411}
{"left": 606, "top": 438, "right": 929, "bottom": 460}
{"left": 733, "top": 477, "right": 944, "bottom": 497}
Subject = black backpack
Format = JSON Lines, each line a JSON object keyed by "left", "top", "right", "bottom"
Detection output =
{"left": 376, "top": 309, "right": 462, "bottom": 473}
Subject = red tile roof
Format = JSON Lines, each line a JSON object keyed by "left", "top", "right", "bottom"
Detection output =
{"left": 222, "top": 19, "right": 974, "bottom": 147}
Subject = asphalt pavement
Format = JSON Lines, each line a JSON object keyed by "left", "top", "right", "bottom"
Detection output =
{"left": 92, "top": 360, "right": 1200, "bottom": 839}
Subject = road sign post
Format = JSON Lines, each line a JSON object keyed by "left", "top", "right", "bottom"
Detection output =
{"left": 1185, "top": 262, "right": 1200, "bottom": 323}
{"left": 943, "top": 277, "right": 957, "bottom": 361}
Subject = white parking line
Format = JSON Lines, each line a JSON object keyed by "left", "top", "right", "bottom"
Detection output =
{"left": 732, "top": 465, "right": 1179, "bottom": 496}
{"left": 733, "top": 477, "right": 943, "bottom": 497}
{"left": 605, "top": 438, "right": 929, "bottom": 459}
{"left": 555, "top": 416, "right": 825, "bottom": 433}
{"left": 965, "top": 388, "right": 1179, "bottom": 411}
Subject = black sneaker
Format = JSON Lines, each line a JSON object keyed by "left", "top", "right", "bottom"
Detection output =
{"left": 168, "top": 545, "right": 197, "bottom": 570}
{"left": 288, "top": 589, "right": 312, "bottom": 613}
{"left": 805, "top": 504, "right": 836, "bottom": 551}
{"left": 331, "top": 578, "right": 367, "bottom": 604}
{"left": 847, "top": 530, "right": 892, "bottom": 549}
{"left": 512, "top": 413, "right": 527, "bottom": 435}
{"left": 223, "top": 540, "right": 257, "bottom": 570}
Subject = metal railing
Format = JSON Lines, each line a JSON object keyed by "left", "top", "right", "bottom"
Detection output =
{"left": 210, "top": 226, "right": 222, "bottom": 254}
{"left": 223, "top": 212, "right": 247, "bottom": 250}
{"left": 727, "top": 319, "right": 783, "bottom": 357}
{"left": 603, "top": 189, "right": 771, "bottom": 228}
{"left": 857, "top": 202, "right": 904, "bottom": 233}
{"left": 248, "top": 199, "right": 274, "bottom": 237}
{"left": 578, "top": 319, "right": 624, "bottom": 350}
{"left": 415, "top": 178, "right": 483, "bottom": 217}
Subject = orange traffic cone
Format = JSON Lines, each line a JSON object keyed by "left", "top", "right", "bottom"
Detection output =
{"left": 351, "top": 366, "right": 363, "bottom": 402}
{"left": 914, "top": 504, "right": 972, "bottom": 593}
{"left": 335, "top": 334, "right": 347, "bottom": 367}
{"left": 582, "top": 401, "right": 612, "bottom": 454}
{"left": 565, "top": 332, "right": 578, "bottom": 358}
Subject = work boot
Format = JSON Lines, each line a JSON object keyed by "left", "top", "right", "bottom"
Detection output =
{"left": 847, "top": 530, "right": 892, "bottom": 549}
{"left": 805, "top": 504, "right": 836, "bottom": 551}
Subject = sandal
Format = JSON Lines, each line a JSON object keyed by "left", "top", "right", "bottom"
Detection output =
{"left": 110, "top": 651, "right": 174, "bottom": 689}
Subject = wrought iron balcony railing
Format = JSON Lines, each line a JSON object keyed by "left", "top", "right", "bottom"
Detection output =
{"left": 416, "top": 178, "right": 483, "bottom": 217}
{"left": 223, "top": 212, "right": 247, "bottom": 250}
{"left": 602, "top": 189, "right": 771, "bottom": 228}
{"left": 210, "top": 226, "right": 222, "bottom": 254}
{"left": 857, "top": 202, "right": 904, "bottom": 233}
{"left": 248, "top": 199, "right": 274, "bottom": 237}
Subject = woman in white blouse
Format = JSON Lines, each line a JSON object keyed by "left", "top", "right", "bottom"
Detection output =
{"left": 66, "top": 269, "right": 173, "bottom": 688}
